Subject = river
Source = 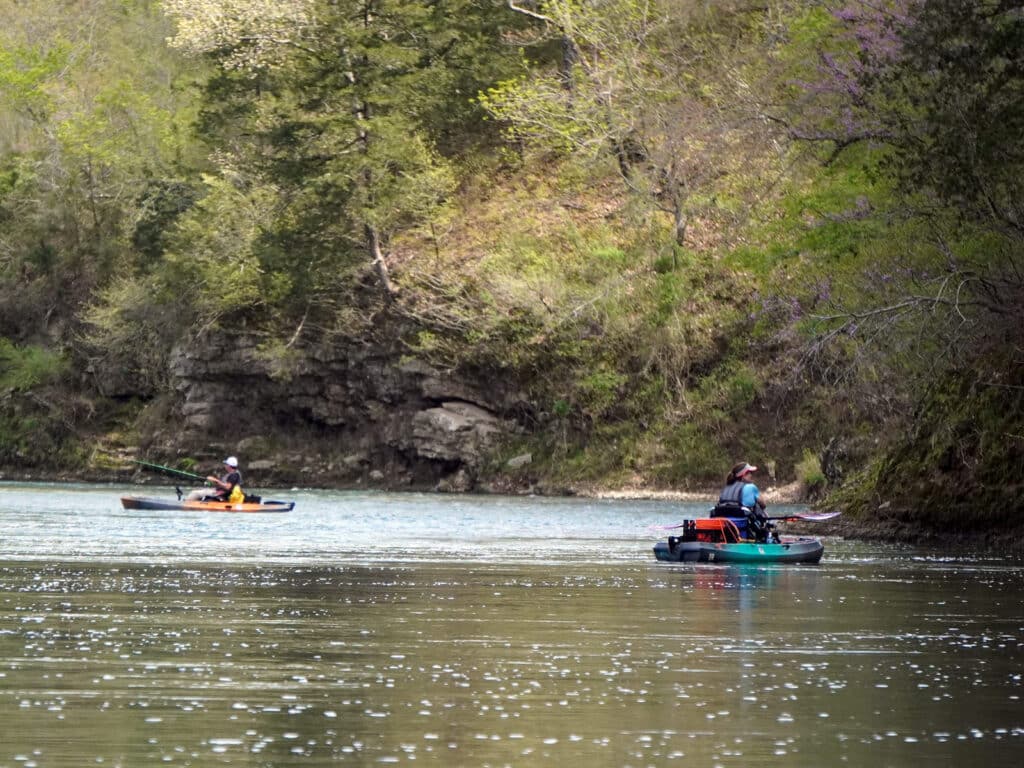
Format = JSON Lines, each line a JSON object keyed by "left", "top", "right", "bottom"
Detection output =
{"left": 0, "top": 482, "right": 1021, "bottom": 767}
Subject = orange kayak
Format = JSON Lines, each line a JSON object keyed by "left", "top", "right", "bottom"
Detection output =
{"left": 121, "top": 496, "right": 295, "bottom": 513}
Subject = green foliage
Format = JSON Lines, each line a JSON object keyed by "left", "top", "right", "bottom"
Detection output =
{"left": 0, "top": 411, "right": 70, "bottom": 466}
{"left": 870, "top": 0, "right": 1024, "bottom": 223}
{"left": 162, "top": 0, "right": 524, "bottom": 307}
{"left": 0, "top": 38, "right": 68, "bottom": 118}
{"left": 796, "top": 449, "right": 826, "bottom": 495}
{"left": 482, "top": 0, "right": 772, "bottom": 246}
{"left": 0, "top": 0, "right": 203, "bottom": 343}
{"left": 0, "top": 336, "right": 80, "bottom": 468}
{"left": 833, "top": 354, "right": 1024, "bottom": 537}
{"left": 479, "top": 72, "right": 592, "bottom": 155}
{"left": 552, "top": 399, "right": 571, "bottom": 419}
{"left": 131, "top": 180, "right": 203, "bottom": 262}
{"left": 0, "top": 338, "right": 67, "bottom": 391}
{"left": 576, "top": 366, "right": 628, "bottom": 422}
{"left": 659, "top": 422, "right": 732, "bottom": 484}
{"left": 81, "top": 276, "right": 179, "bottom": 395}
{"left": 254, "top": 339, "right": 304, "bottom": 383}
{"left": 696, "top": 364, "right": 759, "bottom": 418}
{"left": 56, "top": 78, "right": 181, "bottom": 172}
{"left": 160, "top": 175, "right": 273, "bottom": 325}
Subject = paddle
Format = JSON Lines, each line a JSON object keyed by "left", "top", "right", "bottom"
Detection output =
{"left": 766, "top": 510, "right": 842, "bottom": 522}
{"left": 132, "top": 459, "right": 207, "bottom": 483}
{"left": 650, "top": 509, "right": 841, "bottom": 532}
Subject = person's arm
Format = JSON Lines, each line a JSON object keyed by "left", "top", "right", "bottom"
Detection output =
{"left": 745, "top": 483, "right": 766, "bottom": 512}
{"left": 206, "top": 474, "right": 231, "bottom": 491}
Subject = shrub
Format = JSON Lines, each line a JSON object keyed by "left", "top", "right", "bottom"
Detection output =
{"left": 796, "top": 449, "right": 827, "bottom": 500}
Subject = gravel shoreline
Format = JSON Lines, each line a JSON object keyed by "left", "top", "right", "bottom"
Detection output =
{"left": 0, "top": 469, "right": 808, "bottom": 505}
{"left": 583, "top": 481, "right": 806, "bottom": 505}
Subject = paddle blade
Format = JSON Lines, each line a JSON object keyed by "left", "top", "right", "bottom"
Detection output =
{"left": 647, "top": 522, "right": 687, "bottom": 532}
{"left": 797, "top": 510, "right": 842, "bottom": 520}
{"left": 769, "top": 510, "right": 842, "bottom": 522}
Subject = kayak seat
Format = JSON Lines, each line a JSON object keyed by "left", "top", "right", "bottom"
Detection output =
{"left": 710, "top": 504, "right": 741, "bottom": 518}
{"left": 244, "top": 494, "right": 262, "bottom": 504}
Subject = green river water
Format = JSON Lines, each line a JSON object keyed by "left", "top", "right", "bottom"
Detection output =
{"left": 0, "top": 482, "right": 1021, "bottom": 767}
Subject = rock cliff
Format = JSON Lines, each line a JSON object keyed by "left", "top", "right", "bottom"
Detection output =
{"left": 160, "top": 325, "right": 523, "bottom": 491}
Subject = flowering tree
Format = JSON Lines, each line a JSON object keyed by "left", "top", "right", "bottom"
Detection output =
{"left": 776, "top": 1, "right": 1024, "bottom": 359}
{"left": 788, "top": 0, "right": 1024, "bottom": 228}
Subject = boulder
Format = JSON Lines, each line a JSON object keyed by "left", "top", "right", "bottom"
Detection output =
{"left": 411, "top": 402, "right": 507, "bottom": 466}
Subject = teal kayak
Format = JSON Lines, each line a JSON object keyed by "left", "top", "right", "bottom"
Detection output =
{"left": 652, "top": 515, "right": 826, "bottom": 564}
{"left": 653, "top": 537, "right": 824, "bottom": 564}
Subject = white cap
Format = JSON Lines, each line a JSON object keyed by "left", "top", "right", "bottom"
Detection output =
{"left": 224, "top": 456, "right": 238, "bottom": 467}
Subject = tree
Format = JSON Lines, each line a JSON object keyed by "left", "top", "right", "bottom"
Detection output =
{"left": 793, "top": 0, "right": 1024, "bottom": 357}
{"left": 482, "top": 0, "right": 762, "bottom": 247}
{"left": 772, "top": 0, "right": 1024, "bottom": 522}
{"left": 875, "top": 0, "right": 1024, "bottom": 232}
{"left": 161, "top": 0, "right": 523, "bottom": 308}
{"left": 0, "top": 0, "right": 199, "bottom": 342}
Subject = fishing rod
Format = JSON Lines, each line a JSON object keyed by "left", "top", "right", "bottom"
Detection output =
{"left": 132, "top": 459, "right": 207, "bottom": 482}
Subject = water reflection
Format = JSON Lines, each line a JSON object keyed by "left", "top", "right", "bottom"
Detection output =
{"left": 690, "top": 565, "right": 782, "bottom": 591}
{"left": 0, "top": 484, "right": 1022, "bottom": 766}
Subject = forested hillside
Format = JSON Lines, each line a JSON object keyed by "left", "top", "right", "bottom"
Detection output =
{"left": 1, "top": 1, "right": 1021, "bottom": 543}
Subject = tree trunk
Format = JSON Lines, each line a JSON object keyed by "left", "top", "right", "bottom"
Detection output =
{"left": 367, "top": 224, "right": 396, "bottom": 299}
{"left": 672, "top": 198, "right": 687, "bottom": 247}
{"left": 559, "top": 31, "right": 579, "bottom": 91}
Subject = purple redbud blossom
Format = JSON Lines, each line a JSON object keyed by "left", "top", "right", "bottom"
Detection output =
{"left": 796, "top": 1, "right": 914, "bottom": 140}
{"left": 816, "top": 279, "right": 832, "bottom": 304}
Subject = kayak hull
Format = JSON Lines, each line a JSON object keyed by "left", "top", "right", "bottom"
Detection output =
{"left": 121, "top": 496, "right": 295, "bottom": 514}
{"left": 653, "top": 537, "right": 824, "bottom": 564}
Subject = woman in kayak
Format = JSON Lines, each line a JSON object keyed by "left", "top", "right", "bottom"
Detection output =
{"left": 712, "top": 461, "right": 774, "bottom": 542}
{"left": 187, "top": 456, "right": 243, "bottom": 502}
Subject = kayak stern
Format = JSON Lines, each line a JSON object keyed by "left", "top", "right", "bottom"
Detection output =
{"left": 653, "top": 537, "right": 824, "bottom": 564}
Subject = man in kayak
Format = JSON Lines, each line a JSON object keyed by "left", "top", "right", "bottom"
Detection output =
{"left": 712, "top": 461, "right": 775, "bottom": 542}
{"left": 186, "top": 457, "right": 243, "bottom": 502}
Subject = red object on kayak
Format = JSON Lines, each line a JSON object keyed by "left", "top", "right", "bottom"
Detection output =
{"left": 693, "top": 518, "right": 744, "bottom": 543}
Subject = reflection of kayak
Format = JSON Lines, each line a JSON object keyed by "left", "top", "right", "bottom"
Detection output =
{"left": 121, "top": 496, "right": 295, "bottom": 514}
{"left": 652, "top": 517, "right": 824, "bottom": 564}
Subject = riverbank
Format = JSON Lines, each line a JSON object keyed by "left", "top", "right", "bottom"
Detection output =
{"left": 584, "top": 480, "right": 805, "bottom": 504}
{"left": 0, "top": 465, "right": 806, "bottom": 505}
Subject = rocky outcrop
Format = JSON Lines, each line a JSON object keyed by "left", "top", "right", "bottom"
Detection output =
{"left": 163, "top": 325, "right": 522, "bottom": 490}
